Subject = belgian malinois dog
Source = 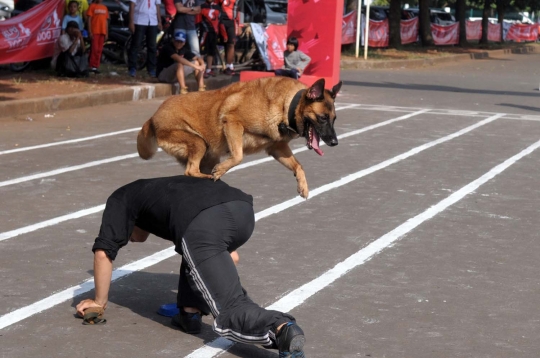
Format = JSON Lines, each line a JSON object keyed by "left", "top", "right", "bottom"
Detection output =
{"left": 137, "top": 76, "right": 342, "bottom": 198}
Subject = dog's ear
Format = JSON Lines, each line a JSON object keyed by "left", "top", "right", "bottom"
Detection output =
{"left": 330, "top": 81, "right": 343, "bottom": 99}
{"left": 307, "top": 79, "right": 325, "bottom": 100}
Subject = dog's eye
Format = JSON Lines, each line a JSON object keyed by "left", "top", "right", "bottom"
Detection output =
{"left": 319, "top": 115, "right": 330, "bottom": 121}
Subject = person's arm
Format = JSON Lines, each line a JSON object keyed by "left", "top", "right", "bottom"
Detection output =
{"left": 175, "top": 1, "right": 201, "bottom": 14}
{"left": 172, "top": 53, "right": 204, "bottom": 69}
{"left": 295, "top": 51, "right": 311, "bottom": 74}
{"left": 87, "top": 15, "right": 93, "bottom": 40}
{"left": 67, "top": 30, "right": 83, "bottom": 55}
{"left": 156, "top": 0, "right": 163, "bottom": 31}
{"left": 75, "top": 249, "right": 112, "bottom": 316}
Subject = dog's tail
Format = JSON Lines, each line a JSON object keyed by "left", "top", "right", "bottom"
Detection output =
{"left": 137, "top": 119, "right": 158, "bottom": 160}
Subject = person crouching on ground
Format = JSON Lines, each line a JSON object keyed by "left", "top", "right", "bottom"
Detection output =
{"left": 275, "top": 37, "right": 311, "bottom": 80}
{"left": 75, "top": 176, "right": 306, "bottom": 358}
{"left": 157, "top": 30, "right": 206, "bottom": 94}
{"left": 51, "top": 21, "right": 89, "bottom": 77}
{"left": 87, "top": 0, "right": 109, "bottom": 74}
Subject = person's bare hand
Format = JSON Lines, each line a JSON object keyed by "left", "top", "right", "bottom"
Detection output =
{"left": 76, "top": 299, "right": 107, "bottom": 318}
{"left": 129, "top": 23, "right": 135, "bottom": 34}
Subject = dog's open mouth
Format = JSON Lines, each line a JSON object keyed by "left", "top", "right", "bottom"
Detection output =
{"left": 307, "top": 126, "right": 324, "bottom": 156}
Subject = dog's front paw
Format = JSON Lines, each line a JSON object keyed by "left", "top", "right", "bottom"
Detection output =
{"left": 297, "top": 182, "right": 309, "bottom": 199}
{"left": 211, "top": 165, "right": 226, "bottom": 181}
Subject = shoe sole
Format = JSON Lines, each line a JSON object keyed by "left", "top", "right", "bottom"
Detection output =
{"left": 171, "top": 316, "right": 201, "bottom": 334}
{"left": 289, "top": 334, "right": 305, "bottom": 353}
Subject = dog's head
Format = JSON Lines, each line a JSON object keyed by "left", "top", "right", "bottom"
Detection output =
{"left": 299, "top": 79, "right": 342, "bottom": 156}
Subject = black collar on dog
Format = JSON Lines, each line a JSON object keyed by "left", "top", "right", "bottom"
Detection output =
{"left": 286, "top": 89, "right": 305, "bottom": 134}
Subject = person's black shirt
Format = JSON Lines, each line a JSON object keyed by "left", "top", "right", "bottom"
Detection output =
{"left": 92, "top": 176, "right": 253, "bottom": 260}
{"left": 157, "top": 43, "right": 196, "bottom": 75}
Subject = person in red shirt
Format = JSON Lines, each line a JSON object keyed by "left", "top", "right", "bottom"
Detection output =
{"left": 218, "top": 0, "right": 239, "bottom": 75}
{"left": 87, "top": 0, "right": 109, "bottom": 74}
{"left": 199, "top": 0, "right": 222, "bottom": 78}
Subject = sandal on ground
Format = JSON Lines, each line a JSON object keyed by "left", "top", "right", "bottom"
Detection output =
{"left": 82, "top": 306, "right": 107, "bottom": 325}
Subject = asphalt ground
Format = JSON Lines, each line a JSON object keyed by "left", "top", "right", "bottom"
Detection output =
{"left": 1, "top": 50, "right": 540, "bottom": 358}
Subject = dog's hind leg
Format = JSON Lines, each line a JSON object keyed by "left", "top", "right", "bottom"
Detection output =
{"left": 159, "top": 131, "right": 212, "bottom": 179}
{"left": 211, "top": 121, "right": 244, "bottom": 181}
{"left": 266, "top": 142, "right": 309, "bottom": 199}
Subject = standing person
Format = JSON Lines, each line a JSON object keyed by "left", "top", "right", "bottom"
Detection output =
{"left": 274, "top": 37, "right": 311, "bottom": 80}
{"left": 199, "top": 0, "right": 221, "bottom": 78}
{"left": 65, "top": 0, "right": 89, "bottom": 23}
{"left": 157, "top": 30, "right": 206, "bottom": 93}
{"left": 217, "top": 0, "right": 239, "bottom": 75}
{"left": 87, "top": 0, "right": 109, "bottom": 74}
{"left": 173, "top": 0, "right": 202, "bottom": 58}
{"left": 62, "top": 0, "right": 85, "bottom": 34}
{"left": 75, "top": 176, "right": 306, "bottom": 358}
{"left": 162, "top": 0, "right": 177, "bottom": 20}
{"left": 128, "top": 0, "right": 163, "bottom": 77}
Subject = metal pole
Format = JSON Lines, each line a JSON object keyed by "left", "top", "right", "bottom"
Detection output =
{"left": 355, "top": 0, "right": 361, "bottom": 58}
{"left": 364, "top": 0, "right": 371, "bottom": 60}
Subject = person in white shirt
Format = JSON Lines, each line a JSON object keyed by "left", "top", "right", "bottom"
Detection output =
{"left": 51, "top": 21, "right": 84, "bottom": 71}
{"left": 128, "top": 0, "right": 163, "bottom": 77}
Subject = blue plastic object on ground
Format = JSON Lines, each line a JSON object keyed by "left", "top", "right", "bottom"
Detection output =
{"left": 157, "top": 303, "right": 179, "bottom": 317}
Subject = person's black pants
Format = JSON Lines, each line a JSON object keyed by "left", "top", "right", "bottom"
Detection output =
{"left": 176, "top": 201, "right": 294, "bottom": 346}
{"left": 128, "top": 24, "right": 157, "bottom": 73}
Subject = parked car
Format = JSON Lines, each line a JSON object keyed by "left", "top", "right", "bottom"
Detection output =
{"left": 404, "top": 8, "right": 456, "bottom": 25}
{"left": 242, "top": 0, "right": 287, "bottom": 24}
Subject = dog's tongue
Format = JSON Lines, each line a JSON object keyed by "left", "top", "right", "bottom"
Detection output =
{"left": 311, "top": 128, "right": 324, "bottom": 156}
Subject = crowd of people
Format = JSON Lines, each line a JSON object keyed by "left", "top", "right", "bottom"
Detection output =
{"left": 50, "top": 0, "right": 311, "bottom": 94}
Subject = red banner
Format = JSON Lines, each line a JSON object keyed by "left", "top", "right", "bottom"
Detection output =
{"left": 400, "top": 17, "right": 419, "bottom": 45}
{"left": 0, "top": 0, "right": 64, "bottom": 65}
{"left": 466, "top": 20, "right": 482, "bottom": 41}
{"left": 431, "top": 23, "right": 459, "bottom": 45}
{"left": 488, "top": 22, "right": 501, "bottom": 42}
{"left": 265, "top": 24, "right": 287, "bottom": 71}
{"left": 506, "top": 24, "right": 538, "bottom": 42}
{"left": 368, "top": 19, "right": 389, "bottom": 47}
{"left": 342, "top": 10, "right": 357, "bottom": 45}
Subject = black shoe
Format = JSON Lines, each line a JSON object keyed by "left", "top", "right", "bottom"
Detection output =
{"left": 276, "top": 322, "right": 305, "bottom": 358}
{"left": 171, "top": 309, "right": 202, "bottom": 334}
{"left": 91, "top": 68, "right": 100, "bottom": 74}
{"left": 223, "top": 68, "right": 235, "bottom": 75}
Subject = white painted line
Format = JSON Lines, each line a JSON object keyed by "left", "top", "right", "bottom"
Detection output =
{"left": 0, "top": 112, "right": 501, "bottom": 330}
{"left": 0, "top": 128, "right": 140, "bottom": 156}
{"left": 1, "top": 109, "right": 424, "bottom": 239}
{"left": 0, "top": 247, "right": 177, "bottom": 330}
{"left": 335, "top": 102, "right": 540, "bottom": 121}
{"left": 193, "top": 125, "right": 540, "bottom": 358}
{"left": 0, "top": 154, "right": 139, "bottom": 188}
{"left": 0, "top": 205, "right": 105, "bottom": 242}
{"left": 0, "top": 106, "right": 415, "bottom": 189}
{"left": 267, "top": 136, "right": 540, "bottom": 314}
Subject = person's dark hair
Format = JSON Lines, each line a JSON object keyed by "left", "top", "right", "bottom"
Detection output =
{"left": 286, "top": 37, "right": 298, "bottom": 51}
{"left": 68, "top": 0, "right": 79, "bottom": 7}
{"left": 66, "top": 20, "right": 80, "bottom": 30}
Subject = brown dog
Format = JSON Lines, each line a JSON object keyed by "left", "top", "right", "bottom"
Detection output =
{"left": 137, "top": 76, "right": 342, "bottom": 198}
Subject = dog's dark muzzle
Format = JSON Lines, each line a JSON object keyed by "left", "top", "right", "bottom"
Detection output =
{"left": 324, "top": 137, "right": 338, "bottom": 147}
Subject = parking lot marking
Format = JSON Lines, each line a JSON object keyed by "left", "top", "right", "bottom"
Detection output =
{"left": 189, "top": 115, "right": 540, "bottom": 358}
{"left": 0, "top": 128, "right": 140, "bottom": 156}
{"left": 0, "top": 108, "right": 423, "bottom": 189}
{"left": 0, "top": 205, "right": 106, "bottom": 242}
{"left": 0, "top": 113, "right": 503, "bottom": 330}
